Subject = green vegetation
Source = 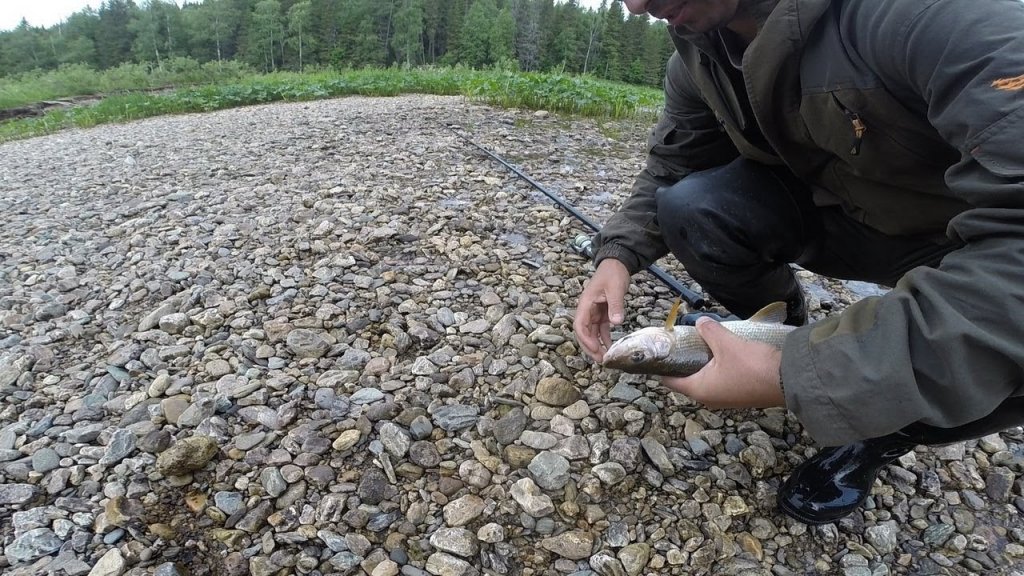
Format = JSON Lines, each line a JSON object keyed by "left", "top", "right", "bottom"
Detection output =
{"left": 0, "top": 59, "right": 252, "bottom": 109}
{"left": 0, "top": 1, "right": 675, "bottom": 87}
{"left": 0, "top": 66, "right": 662, "bottom": 142}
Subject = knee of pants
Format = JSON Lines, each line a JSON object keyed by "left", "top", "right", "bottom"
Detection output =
{"left": 656, "top": 171, "right": 805, "bottom": 265}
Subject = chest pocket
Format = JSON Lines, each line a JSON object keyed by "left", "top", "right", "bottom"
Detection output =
{"left": 801, "top": 88, "right": 960, "bottom": 191}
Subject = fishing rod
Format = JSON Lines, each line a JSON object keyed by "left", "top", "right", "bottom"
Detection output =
{"left": 446, "top": 124, "right": 707, "bottom": 310}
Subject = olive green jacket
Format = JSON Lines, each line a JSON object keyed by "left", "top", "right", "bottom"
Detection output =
{"left": 595, "top": 0, "right": 1024, "bottom": 445}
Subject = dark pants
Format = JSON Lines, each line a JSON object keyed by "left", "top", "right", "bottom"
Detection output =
{"left": 655, "top": 158, "right": 958, "bottom": 319}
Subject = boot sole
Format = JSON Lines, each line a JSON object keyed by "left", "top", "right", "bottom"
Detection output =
{"left": 776, "top": 493, "right": 841, "bottom": 526}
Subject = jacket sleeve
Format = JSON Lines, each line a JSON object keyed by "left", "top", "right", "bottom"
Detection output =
{"left": 782, "top": 0, "right": 1024, "bottom": 445}
{"left": 594, "top": 51, "right": 738, "bottom": 274}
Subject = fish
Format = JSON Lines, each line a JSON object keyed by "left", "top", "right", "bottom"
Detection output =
{"left": 601, "top": 301, "right": 796, "bottom": 376}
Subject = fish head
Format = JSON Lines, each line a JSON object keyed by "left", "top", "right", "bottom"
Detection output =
{"left": 602, "top": 328, "right": 675, "bottom": 371}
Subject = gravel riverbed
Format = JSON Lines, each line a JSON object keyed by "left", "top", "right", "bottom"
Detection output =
{"left": 1, "top": 94, "right": 1021, "bottom": 576}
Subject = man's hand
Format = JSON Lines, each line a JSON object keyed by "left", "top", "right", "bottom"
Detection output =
{"left": 574, "top": 259, "right": 631, "bottom": 363}
{"left": 663, "top": 317, "right": 786, "bottom": 408}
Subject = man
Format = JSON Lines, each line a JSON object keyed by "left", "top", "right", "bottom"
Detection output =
{"left": 574, "top": 0, "right": 1024, "bottom": 524}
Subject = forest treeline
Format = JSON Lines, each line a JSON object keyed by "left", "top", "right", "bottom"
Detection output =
{"left": 0, "top": 0, "right": 676, "bottom": 87}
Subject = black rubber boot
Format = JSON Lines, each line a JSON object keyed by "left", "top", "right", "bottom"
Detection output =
{"left": 778, "top": 397, "right": 1024, "bottom": 525}
{"left": 776, "top": 434, "right": 916, "bottom": 525}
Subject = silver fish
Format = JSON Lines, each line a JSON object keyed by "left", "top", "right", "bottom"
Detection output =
{"left": 602, "top": 302, "right": 796, "bottom": 376}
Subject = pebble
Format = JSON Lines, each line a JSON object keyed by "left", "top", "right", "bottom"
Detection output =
{"left": 442, "top": 494, "right": 486, "bottom": 527}
{"left": 510, "top": 478, "right": 554, "bottom": 517}
{"left": 156, "top": 435, "right": 220, "bottom": 476}
{"left": 4, "top": 528, "right": 63, "bottom": 563}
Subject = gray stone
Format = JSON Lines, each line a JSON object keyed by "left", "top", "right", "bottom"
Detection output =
{"left": 158, "top": 313, "right": 189, "bottom": 334}
{"left": 520, "top": 430, "right": 558, "bottom": 450}
{"left": 409, "top": 441, "right": 441, "bottom": 468}
{"left": 4, "top": 528, "right": 62, "bottom": 563}
{"left": 379, "top": 422, "right": 411, "bottom": 458}
{"left": 986, "top": 467, "right": 1015, "bottom": 502}
{"left": 609, "top": 381, "right": 642, "bottom": 402}
{"left": 176, "top": 398, "right": 216, "bottom": 428}
{"left": 590, "top": 551, "right": 627, "bottom": 576}
{"left": 88, "top": 548, "right": 126, "bottom": 576}
{"left": 443, "top": 494, "right": 485, "bottom": 527}
{"left": 215, "top": 491, "right": 245, "bottom": 515}
{"left": 425, "top": 552, "right": 473, "bottom": 576}
{"left": 261, "top": 467, "right": 287, "bottom": 497}
{"left": 286, "top": 329, "right": 331, "bottom": 358}
{"left": 429, "top": 527, "right": 479, "bottom": 557}
{"left": 432, "top": 405, "right": 479, "bottom": 431}
{"left": 865, "top": 521, "right": 900, "bottom": 555}
{"left": 528, "top": 451, "right": 571, "bottom": 491}
{"left": 922, "top": 523, "right": 956, "bottom": 546}
{"left": 609, "top": 437, "right": 642, "bottom": 471}
{"left": 99, "top": 428, "right": 136, "bottom": 466}
{"left": 492, "top": 408, "right": 528, "bottom": 445}
{"left": 31, "top": 447, "right": 60, "bottom": 473}
{"left": 63, "top": 423, "right": 104, "bottom": 444}
{"left": 351, "top": 388, "right": 385, "bottom": 405}
{"left": 540, "top": 530, "right": 594, "bottom": 560}
{"left": 0, "top": 483, "right": 37, "bottom": 505}
{"left": 154, "top": 562, "right": 188, "bottom": 576}
{"left": 592, "top": 462, "right": 627, "bottom": 486}
{"left": 618, "top": 543, "right": 652, "bottom": 576}
{"left": 510, "top": 478, "right": 554, "bottom": 517}
{"left": 358, "top": 467, "right": 393, "bottom": 504}
{"left": 329, "top": 552, "right": 363, "bottom": 571}
{"left": 409, "top": 415, "right": 433, "bottom": 440}
{"left": 641, "top": 437, "right": 675, "bottom": 476}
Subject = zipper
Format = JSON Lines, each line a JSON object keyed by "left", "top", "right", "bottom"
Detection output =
{"left": 830, "top": 93, "right": 866, "bottom": 155}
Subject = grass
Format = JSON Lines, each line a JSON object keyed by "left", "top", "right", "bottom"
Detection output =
{"left": 0, "top": 63, "right": 663, "bottom": 143}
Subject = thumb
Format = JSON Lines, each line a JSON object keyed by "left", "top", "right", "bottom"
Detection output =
{"left": 694, "top": 316, "right": 740, "bottom": 351}
{"left": 605, "top": 288, "right": 625, "bottom": 325}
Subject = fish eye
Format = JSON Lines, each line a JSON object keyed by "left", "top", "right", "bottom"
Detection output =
{"left": 630, "top": 350, "right": 646, "bottom": 364}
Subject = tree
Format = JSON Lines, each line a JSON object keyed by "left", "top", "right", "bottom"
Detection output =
{"left": 286, "top": 0, "right": 314, "bottom": 70}
{"left": 2, "top": 20, "right": 45, "bottom": 74}
{"left": 129, "top": 0, "right": 175, "bottom": 66}
{"left": 391, "top": 0, "right": 425, "bottom": 67}
{"left": 490, "top": 6, "right": 516, "bottom": 67}
{"left": 96, "top": 0, "right": 137, "bottom": 68}
{"left": 248, "top": 0, "right": 283, "bottom": 71}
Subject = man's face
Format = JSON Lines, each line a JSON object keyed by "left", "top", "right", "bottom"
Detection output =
{"left": 621, "top": 0, "right": 742, "bottom": 33}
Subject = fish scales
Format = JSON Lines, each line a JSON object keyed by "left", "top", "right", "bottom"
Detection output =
{"left": 601, "top": 302, "right": 795, "bottom": 377}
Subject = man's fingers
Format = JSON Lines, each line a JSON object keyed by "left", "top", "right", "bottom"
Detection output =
{"left": 694, "top": 316, "right": 742, "bottom": 352}
{"left": 605, "top": 289, "right": 625, "bottom": 325}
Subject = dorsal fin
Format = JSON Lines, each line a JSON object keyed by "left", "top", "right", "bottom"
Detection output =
{"left": 663, "top": 297, "right": 684, "bottom": 330}
{"left": 748, "top": 301, "right": 788, "bottom": 324}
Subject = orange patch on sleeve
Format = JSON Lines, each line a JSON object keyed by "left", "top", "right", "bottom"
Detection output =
{"left": 992, "top": 74, "right": 1024, "bottom": 91}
